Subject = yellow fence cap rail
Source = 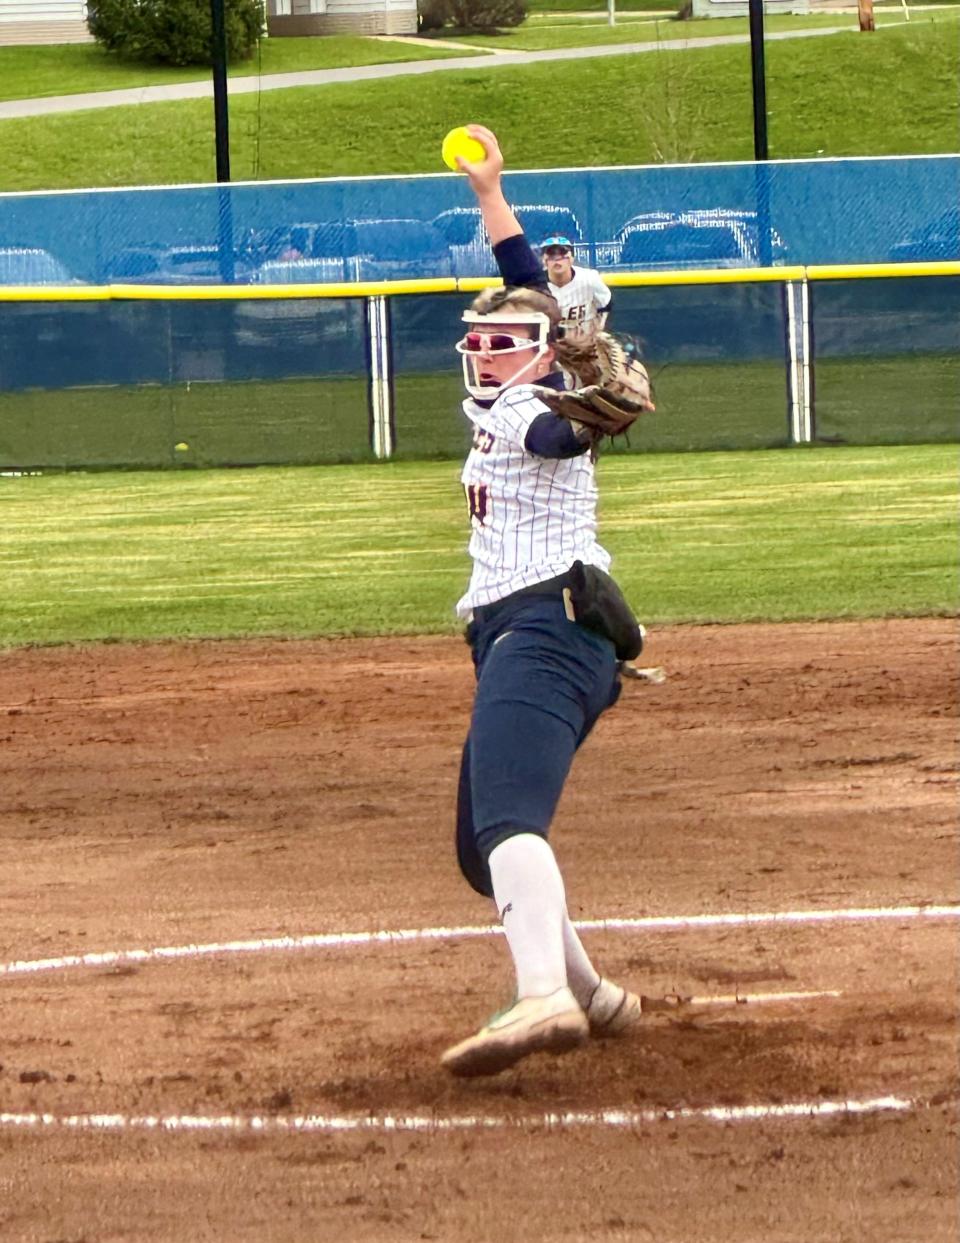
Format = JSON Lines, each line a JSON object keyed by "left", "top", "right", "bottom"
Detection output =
{"left": 1, "top": 262, "right": 957, "bottom": 303}
{"left": 0, "top": 285, "right": 111, "bottom": 301}
{"left": 806, "top": 261, "right": 960, "bottom": 280}
{"left": 604, "top": 266, "right": 806, "bottom": 287}
{"left": 106, "top": 277, "right": 460, "bottom": 299}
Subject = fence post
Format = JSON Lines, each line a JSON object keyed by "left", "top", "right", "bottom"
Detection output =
{"left": 784, "top": 277, "right": 812, "bottom": 444}
{"left": 366, "top": 295, "right": 394, "bottom": 459}
{"left": 800, "top": 275, "right": 813, "bottom": 443}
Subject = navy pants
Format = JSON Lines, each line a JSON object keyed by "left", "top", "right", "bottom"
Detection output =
{"left": 456, "top": 592, "right": 621, "bottom": 898}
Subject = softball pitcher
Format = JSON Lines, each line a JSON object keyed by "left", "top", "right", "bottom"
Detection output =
{"left": 442, "top": 125, "right": 654, "bottom": 1077}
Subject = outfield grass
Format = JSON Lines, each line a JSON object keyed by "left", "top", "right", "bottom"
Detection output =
{"left": 0, "top": 19, "right": 955, "bottom": 189}
{"left": 0, "top": 445, "right": 955, "bottom": 647}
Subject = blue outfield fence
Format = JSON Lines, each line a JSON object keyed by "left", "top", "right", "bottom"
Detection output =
{"left": 1, "top": 271, "right": 957, "bottom": 472}
{"left": 0, "top": 155, "right": 958, "bottom": 286}
{"left": 0, "top": 154, "right": 957, "bottom": 471}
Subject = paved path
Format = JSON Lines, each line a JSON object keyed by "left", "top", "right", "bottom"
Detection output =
{"left": 0, "top": 24, "right": 868, "bottom": 120}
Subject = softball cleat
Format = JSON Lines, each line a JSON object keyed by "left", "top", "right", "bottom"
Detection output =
{"left": 585, "top": 978, "right": 644, "bottom": 1037}
{"left": 441, "top": 986, "right": 588, "bottom": 1077}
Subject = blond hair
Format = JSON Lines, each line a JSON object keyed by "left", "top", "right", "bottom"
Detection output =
{"left": 468, "top": 286, "right": 562, "bottom": 339}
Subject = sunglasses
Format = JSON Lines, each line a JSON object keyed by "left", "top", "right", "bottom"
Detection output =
{"left": 543, "top": 248, "right": 572, "bottom": 257}
{"left": 456, "top": 331, "right": 537, "bottom": 354}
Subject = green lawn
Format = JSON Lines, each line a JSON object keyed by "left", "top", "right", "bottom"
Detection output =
{"left": 0, "top": 10, "right": 948, "bottom": 103}
{"left": 0, "top": 36, "right": 479, "bottom": 104}
{"left": 527, "top": 0, "right": 683, "bottom": 11}
{"left": 1, "top": 445, "right": 955, "bottom": 647}
{"left": 0, "top": 377, "right": 376, "bottom": 472}
{"left": 448, "top": 9, "right": 933, "bottom": 49}
{"left": 0, "top": 20, "right": 955, "bottom": 188}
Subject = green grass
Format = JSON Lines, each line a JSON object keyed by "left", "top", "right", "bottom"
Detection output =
{"left": 447, "top": 9, "right": 925, "bottom": 49}
{"left": 0, "top": 377, "right": 376, "bottom": 471}
{"left": 5, "top": 354, "right": 956, "bottom": 473}
{"left": 0, "top": 36, "right": 478, "bottom": 103}
{"left": 813, "top": 356, "right": 960, "bottom": 446}
{"left": 0, "top": 19, "right": 955, "bottom": 188}
{"left": 527, "top": 0, "right": 683, "bottom": 11}
{"left": 0, "top": 445, "right": 955, "bottom": 647}
{"left": 0, "top": 10, "right": 949, "bottom": 102}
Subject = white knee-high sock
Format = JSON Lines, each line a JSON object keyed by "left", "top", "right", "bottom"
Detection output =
{"left": 562, "top": 916, "right": 602, "bottom": 1010}
{"left": 488, "top": 833, "right": 568, "bottom": 999}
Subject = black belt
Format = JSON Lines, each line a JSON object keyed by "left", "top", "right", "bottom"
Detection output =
{"left": 471, "top": 570, "right": 573, "bottom": 627}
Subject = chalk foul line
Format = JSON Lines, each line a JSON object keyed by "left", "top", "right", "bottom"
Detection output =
{"left": 0, "top": 1094, "right": 951, "bottom": 1138}
{"left": 1, "top": 903, "right": 958, "bottom": 980}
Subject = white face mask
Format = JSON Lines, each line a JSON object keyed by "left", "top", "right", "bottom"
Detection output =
{"left": 455, "top": 310, "right": 553, "bottom": 400}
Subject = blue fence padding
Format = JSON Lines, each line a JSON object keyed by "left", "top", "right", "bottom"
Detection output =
{"left": 0, "top": 155, "right": 957, "bottom": 286}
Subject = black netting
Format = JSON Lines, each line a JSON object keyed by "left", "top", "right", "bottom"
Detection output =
{"left": 0, "top": 298, "right": 371, "bottom": 470}
{"left": 810, "top": 277, "right": 960, "bottom": 446}
{"left": 390, "top": 283, "right": 792, "bottom": 457}
{"left": 1, "top": 278, "right": 956, "bottom": 474}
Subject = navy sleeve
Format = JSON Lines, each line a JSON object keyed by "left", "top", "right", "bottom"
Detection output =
{"left": 492, "top": 234, "right": 549, "bottom": 293}
{"left": 524, "top": 411, "right": 589, "bottom": 459}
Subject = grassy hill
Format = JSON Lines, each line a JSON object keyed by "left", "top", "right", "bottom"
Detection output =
{"left": 0, "top": 17, "right": 956, "bottom": 189}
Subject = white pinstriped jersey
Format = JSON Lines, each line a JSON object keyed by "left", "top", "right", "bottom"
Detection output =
{"left": 456, "top": 385, "right": 611, "bottom": 618}
{"left": 548, "top": 267, "right": 611, "bottom": 342}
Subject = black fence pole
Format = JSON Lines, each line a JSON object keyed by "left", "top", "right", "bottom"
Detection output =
{"left": 748, "top": 0, "right": 769, "bottom": 162}
{"left": 748, "top": 0, "right": 773, "bottom": 267}
{"left": 210, "top": 0, "right": 235, "bottom": 282}
{"left": 211, "top": 0, "right": 230, "bottom": 182}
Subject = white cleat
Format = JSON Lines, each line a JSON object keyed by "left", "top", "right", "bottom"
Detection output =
{"left": 586, "top": 977, "right": 644, "bottom": 1037}
{"left": 441, "top": 986, "right": 589, "bottom": 1077}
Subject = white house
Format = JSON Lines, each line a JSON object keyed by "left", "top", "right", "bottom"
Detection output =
{"left": 691, "top": 0, "right": 809, "bottom": 14}
{"left": 0, "top": 0, "right": 419, "bottom": 46}
{"left": 0, "top": 0, "right": 92, "bottom": 45}
{"left": 266, "top": 0, "right": 417, "bottom": 37}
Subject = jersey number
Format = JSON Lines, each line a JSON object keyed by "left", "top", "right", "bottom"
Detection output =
{"left": 465, "top": 483, "right": 489, "bottom": 526}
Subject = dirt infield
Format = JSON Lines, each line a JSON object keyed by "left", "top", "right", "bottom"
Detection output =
{"left": 1, "top": 618, "right": 957, "bottom": 1242}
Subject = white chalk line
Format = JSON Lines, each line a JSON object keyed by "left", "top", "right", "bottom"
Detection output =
{"left": 1, "top": 903, "right": 958, "bottom": 981}
{"left": 661, "top": 988, "right": 841, "bottom": 1008}
{"left": 0, "top": 1094, "right": 944, "bottom": 1138}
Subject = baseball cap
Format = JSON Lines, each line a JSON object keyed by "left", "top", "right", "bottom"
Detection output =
{"left": 540, "top": 235, "right": 574, "bottom": 253}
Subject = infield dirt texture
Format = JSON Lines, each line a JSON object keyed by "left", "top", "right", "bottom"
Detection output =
{"left": 1, "top": 617, "right": 957, "bottom": 1241}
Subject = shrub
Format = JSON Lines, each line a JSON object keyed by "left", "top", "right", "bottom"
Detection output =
{"left": 88, "top": 0, "right": 265, "bottom": 66}
{"left": 418, "top": 0, "right": 527, "bottom": 32}
{"left": 417, "top": 0, "right": 449, "bottom": 30}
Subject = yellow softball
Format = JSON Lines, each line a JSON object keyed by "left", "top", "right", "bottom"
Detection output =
{"left": 441, "top": 127, "right": 486, "bottom": 173}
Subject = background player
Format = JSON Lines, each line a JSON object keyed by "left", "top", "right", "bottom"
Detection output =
{"left": 541, "top": 235, "right": 612, "bottom": 343}
{"left": 441, "top": 125, "right": 646, "bottom": 1078}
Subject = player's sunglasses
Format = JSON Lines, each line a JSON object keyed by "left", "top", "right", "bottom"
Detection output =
{"left": 542, "top": 247, "right": 572, "bottom": 257}
{"left": 456, "top": 331, "right": 536, "bottom": 354}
